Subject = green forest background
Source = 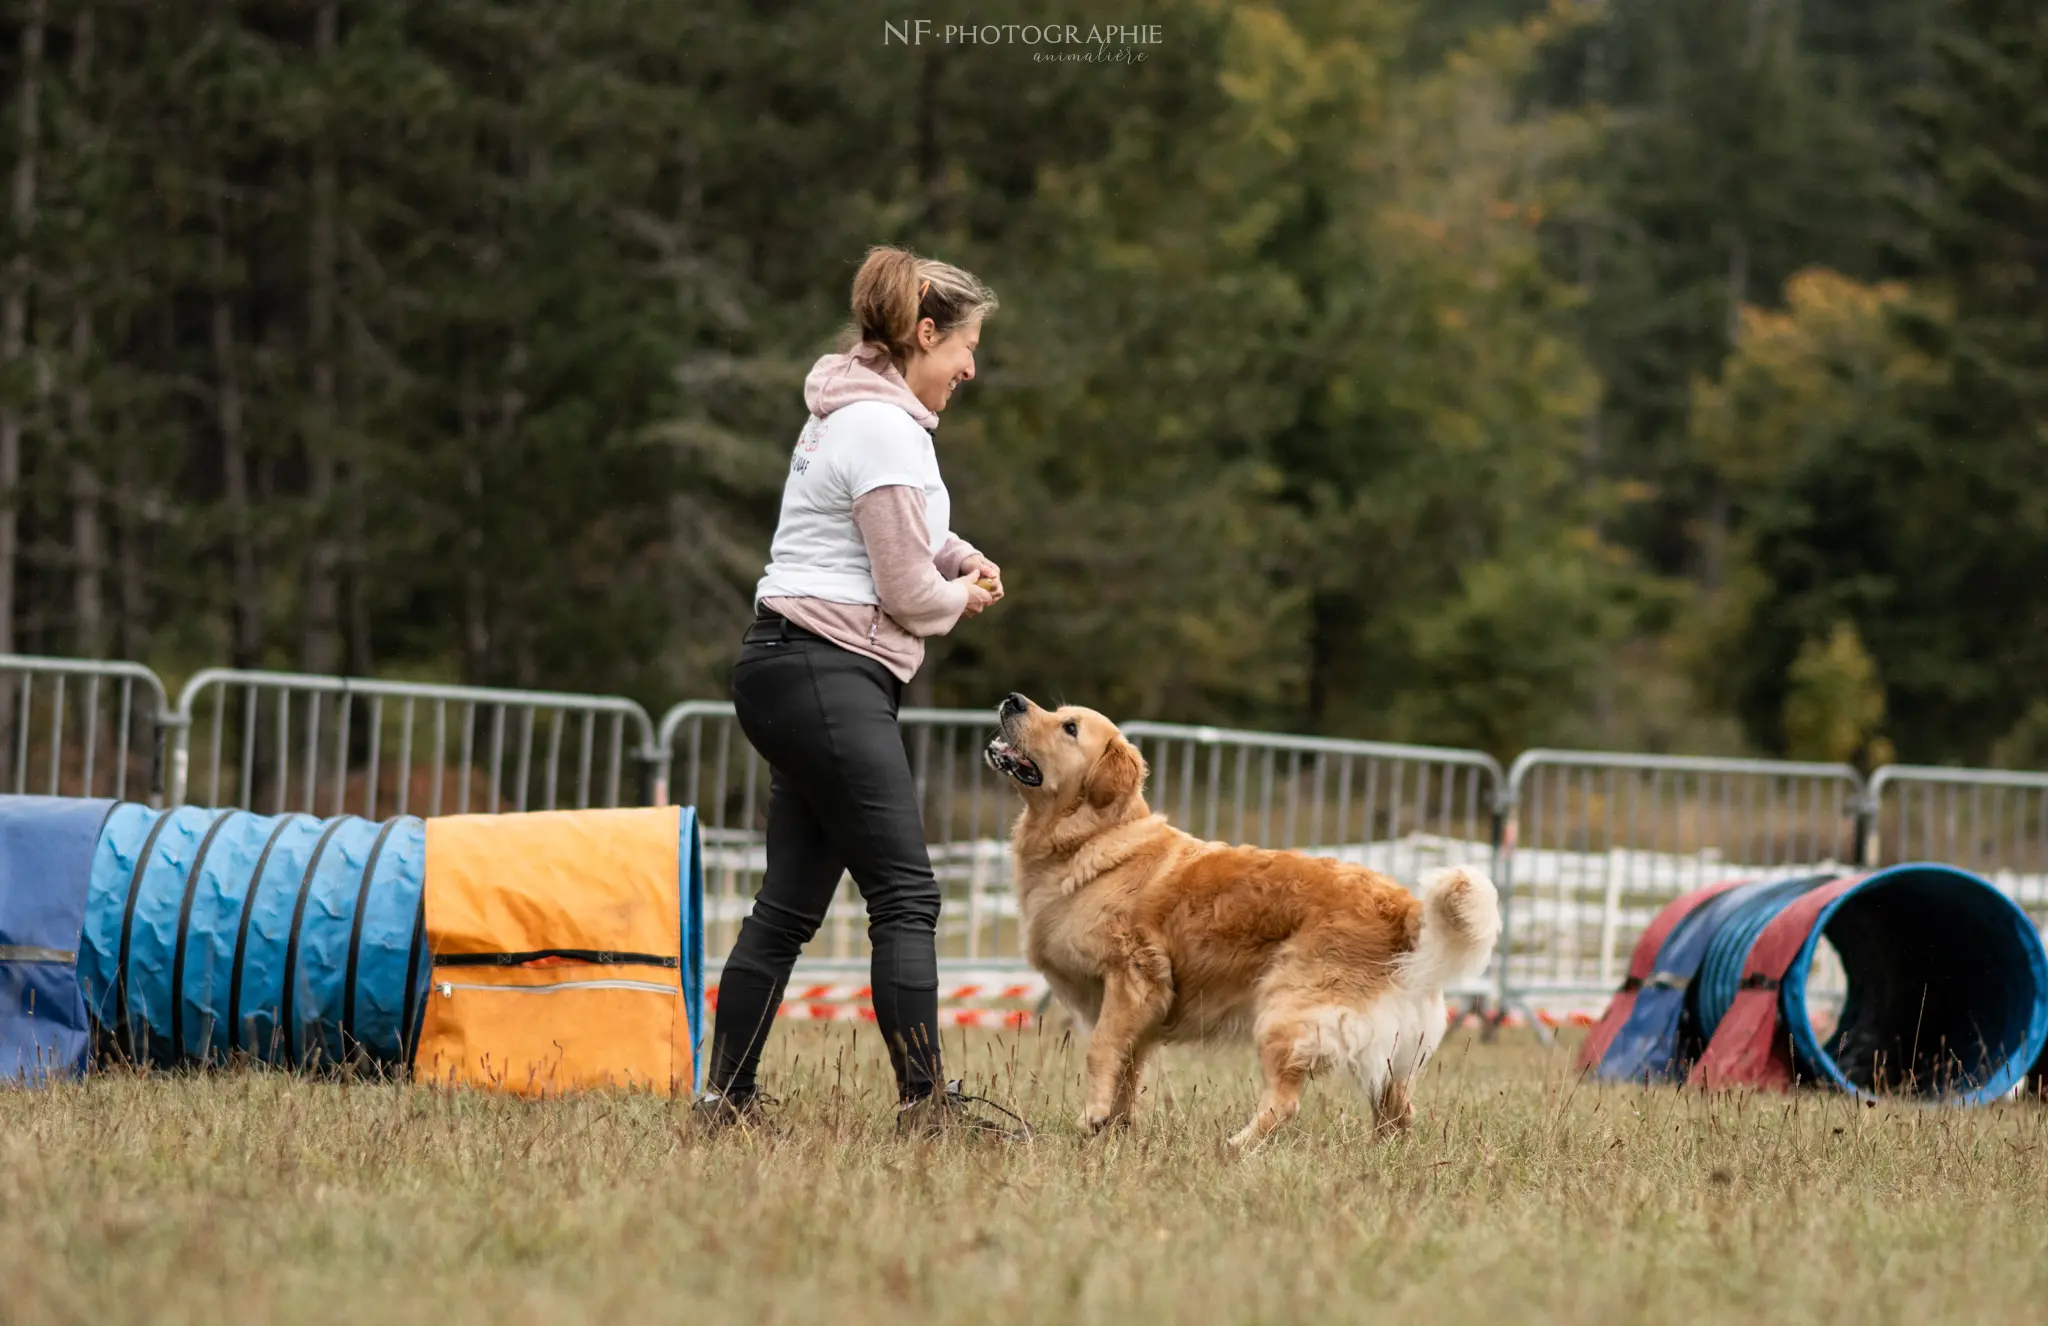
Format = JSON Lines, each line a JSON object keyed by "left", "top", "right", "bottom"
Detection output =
{"left": 1, "top": 0, "right": 2042, "bottom": 767}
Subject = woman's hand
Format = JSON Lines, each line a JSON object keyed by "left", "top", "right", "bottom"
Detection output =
{"left": 960, "top": 576, "right": 996, "bottom": 618}
{"left": 963, "top": 555, "right": 1003, "bottom": 602}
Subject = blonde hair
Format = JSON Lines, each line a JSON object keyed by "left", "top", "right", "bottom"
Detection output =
{"left": 847, "top": 246, "right": 997, "bottom": 369}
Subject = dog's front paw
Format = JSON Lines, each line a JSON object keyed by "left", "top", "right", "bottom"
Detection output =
{"left": 1077, "top": 1108, "right": 1125, "bottom": 1135}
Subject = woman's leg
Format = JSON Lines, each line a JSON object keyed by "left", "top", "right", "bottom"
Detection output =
{"left": 728, "top": 637, "right": 945, "bottom": 1101}
{"left": 703, "top": 768, "right": 842, "bottom": 1100}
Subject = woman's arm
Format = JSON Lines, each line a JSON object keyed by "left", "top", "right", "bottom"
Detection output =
{"left": 936, "top": 536, "right": 1000, "bottom": 595}
{"left": 853, "top": 486, "right": 979, "bottom": 635}
{"left": 934, "top": 534, "right": 980, "bottom": 579}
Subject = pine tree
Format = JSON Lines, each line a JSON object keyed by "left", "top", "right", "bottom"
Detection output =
{"left": 1538, "top": 0, "right": 1898, "bottom": 581}
{"left": 1695, "top": 2, "right": 2048, "bottom": 762}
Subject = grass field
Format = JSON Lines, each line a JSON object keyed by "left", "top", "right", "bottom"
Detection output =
{"left": 7, "top": 1024, "right": 2048, "bottom": 1325}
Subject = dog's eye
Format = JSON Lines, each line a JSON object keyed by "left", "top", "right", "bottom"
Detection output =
{"left": 1062, "top": 720, "right": 1078, "bottom": 737}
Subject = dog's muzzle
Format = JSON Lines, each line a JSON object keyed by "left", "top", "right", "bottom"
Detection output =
{"left": 986, "top": 697, "right": 1043, "bottom": 787}
{"left": 984, "top": 736, "right": 1042, "bottom": 787}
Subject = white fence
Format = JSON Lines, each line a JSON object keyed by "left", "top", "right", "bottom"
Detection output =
{"left": 1867, "top": 765, "right": 2048, "bottom": 927}
{"left": 169, "top": 668, "right": 663, "bottom": 816}
{"left": 8, "top": 651, "right": 2048, "bottom": 1021}
{"left": 0, "top": 657, "right": 170, "bottom": 804}
{"left": 1496, "top": 750, "right": 1864, "bottom": 1010}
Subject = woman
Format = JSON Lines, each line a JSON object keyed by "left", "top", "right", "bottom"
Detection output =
{"left": 697, "top": 246, "right": 1024, "bottom": 1136}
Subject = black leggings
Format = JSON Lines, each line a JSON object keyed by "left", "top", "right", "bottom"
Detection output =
{"left": 707, "top": 610, "right": 944, "bottom": 1102}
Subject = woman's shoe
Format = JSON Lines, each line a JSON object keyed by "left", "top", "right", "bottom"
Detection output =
{"left": 691, "top": 1088, "right": 775, "bottom": 1132}
{"left": 894, "top": 1080, "right": 1033, "bottom": 1141}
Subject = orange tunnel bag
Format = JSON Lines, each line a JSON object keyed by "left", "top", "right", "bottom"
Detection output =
{"left": 415, "top": 807, "right": 692, "bottom": 1097}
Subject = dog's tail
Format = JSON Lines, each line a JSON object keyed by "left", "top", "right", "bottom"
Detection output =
{"left": 1403, "top": 866, "right": 1502, "bottom": 990}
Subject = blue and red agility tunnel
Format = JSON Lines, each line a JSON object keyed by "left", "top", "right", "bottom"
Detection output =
{"left": 1583, "top": 864, "right": 2048, "bottom": 1104}
{"left": 1, "top": 794, "right": 704, "bottom": 1094}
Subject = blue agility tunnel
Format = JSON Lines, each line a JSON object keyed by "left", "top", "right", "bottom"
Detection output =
{"left": 1594, "top": 875, "right": 1830, "bottom": 1085}
{"left": 1587, "top": 862, "right": 2048, "bottom": 1105}
{"left": 1, "top": 796, "right": 117, "bottom": 1081}
{"left": 1779, "top": 864, "right": 2048, "bottom": 1104}
{"left": 2, "top": 795, "right": 706, "bottom": 1090}
{"left": 1691, "top": 875, "right": 1836, "bottom": 1037}
{"left": 77, "top": 805, "right": 428, "bottom": 1070}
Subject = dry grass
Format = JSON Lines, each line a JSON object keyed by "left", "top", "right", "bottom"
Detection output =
{"left": 6, "top": 1025, "right": 2048, "bottom": 1325}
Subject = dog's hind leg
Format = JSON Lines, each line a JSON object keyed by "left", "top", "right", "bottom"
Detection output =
{"left": 1226, "top": 1016, "right": 1330, "bottom": 1155}
{"left": 1108, "top": 1036, "right": 1156, "bottom": 1125}
{"left": 1372, "top": 1075, "right": 1415, "bottom": 1138}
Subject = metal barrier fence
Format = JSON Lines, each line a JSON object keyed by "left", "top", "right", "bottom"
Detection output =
{"left": 1497, "top": 750, "right": 1865, "bottom": 1012}
{"left": 1867, "top": 766, "right": 2048, "bottom": 925}
{"left": 657, "top": 706, "right": 1509, "bottom": 992}
{"left": 13, "top": 650, "right": 2048, "bottom": 1024}
{"left": 1122, "top": 722, "right": 1503, "bottom": 878}
{"left": 169, "top": 669, "right": 663, "bottom": 817}
{"left": 0, "top": 654, "right": 172, "bottom": 804}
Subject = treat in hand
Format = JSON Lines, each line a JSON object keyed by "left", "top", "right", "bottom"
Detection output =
{"left": 976, "top": 576, "right": 999, "bottom": 592}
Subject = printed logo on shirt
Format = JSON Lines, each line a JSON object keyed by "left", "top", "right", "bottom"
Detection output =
{"left": 790, "top": 418, "right": 825, "bottom": 475}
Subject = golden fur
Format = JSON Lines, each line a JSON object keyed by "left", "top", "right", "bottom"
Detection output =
{"left": 986, "top": 696, "right": 1500, "bottom": 1150}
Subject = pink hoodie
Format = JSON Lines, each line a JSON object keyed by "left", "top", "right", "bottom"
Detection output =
{"left": 762, "top": 343, "right": 987, "bottom": 681}
{"left": 802, "top": 344, "right": 940, "bottom": 431}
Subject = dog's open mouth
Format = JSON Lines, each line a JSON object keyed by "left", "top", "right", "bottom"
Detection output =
{"left": 984, "top": 736, "right": 1043, "bottom": 787}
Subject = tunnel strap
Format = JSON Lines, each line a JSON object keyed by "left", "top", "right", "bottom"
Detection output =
{"left": 0, "top": 945, "right": 73, "bottom": 964}
{"left": 1687, "top": 875, "right": 1866, "bottom": 1093}
{"left": 1578, "top": 877, "right": 1759, "bottom": 1077}
{"left": 433, "top": 949, "right": 680, "bottom": 969}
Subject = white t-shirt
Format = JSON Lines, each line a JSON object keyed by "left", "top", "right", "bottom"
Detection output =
{"left": 754, "top": 400, "right": 951, "bottom": 606}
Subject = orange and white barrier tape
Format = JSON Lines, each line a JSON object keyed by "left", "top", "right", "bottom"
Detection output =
{"left": 768, "top": 978, "right": 1048, "bottom": 1004}
{"left": 766, "top": 1002, "right": 1038, "bottom": 1029}
{"left": 707, "top": 971, "right": 1598, "bottom": 1033}
{"left": 706, "top": 971, "right": 1048, "bottom": 1029}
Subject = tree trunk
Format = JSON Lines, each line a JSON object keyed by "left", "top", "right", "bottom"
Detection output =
{"left": 1579, "top": 217, "right": 1603, "bottom": 537}
{"left": 343, "top": 312, "right": 373, "bottom": 680}
{"left": 1702, "top": 483, "right": 1730, "bottom": 594}
{"left": 916, "top": 49, "right": 945, "bottom": 231}
{"left": 300, "top": 0, "right": 342, "bottom": 674}
{"left": 459, "top": 392, "right": 490, "bottom": 684}
{"left": 343, "top": 461, "right": 372, "bottom": 677}
{"left": 1726, "top": 230, "right": 1749, "bottom": 348}
{"left": 66, "top": 8, "right": 103, "bottom": 655}
{"left": 1304, "top": 592, "right": 1336, "bottom": 728}
{"left": 1742, "top": 0, "right": 1775, "bottom": 69}
{"left": 67, "top": 309, "right": 101, "bottom": 653}
{"left": 1, "top": 0, "right": 48, "bottom": 657}
{"left": 213, "top": 220, "right": 262, "bottom": 669}
{"left": 114, "top": 450, "right": 148, "bottom": 659}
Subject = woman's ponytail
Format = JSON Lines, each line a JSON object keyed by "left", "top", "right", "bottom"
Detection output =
{"left": 846, "top": 245, "right": 998, "bottom": 370}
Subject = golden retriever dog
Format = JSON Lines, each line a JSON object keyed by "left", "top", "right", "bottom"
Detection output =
{"left": 984, "top": 693, "right": 1500, "bottom": 1150}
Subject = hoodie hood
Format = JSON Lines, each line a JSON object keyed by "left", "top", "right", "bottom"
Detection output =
{"left": 803, "top": 343, "right": 939, "bottom": 431}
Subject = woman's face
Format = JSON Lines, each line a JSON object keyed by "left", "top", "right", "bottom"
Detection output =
{"left": 904, "top": 311, "right": 983, "bottom": 414}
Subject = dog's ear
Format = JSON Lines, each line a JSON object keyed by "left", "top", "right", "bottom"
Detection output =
{"left": 1084, "top": 737, "right": 1145, "bottom": 809}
